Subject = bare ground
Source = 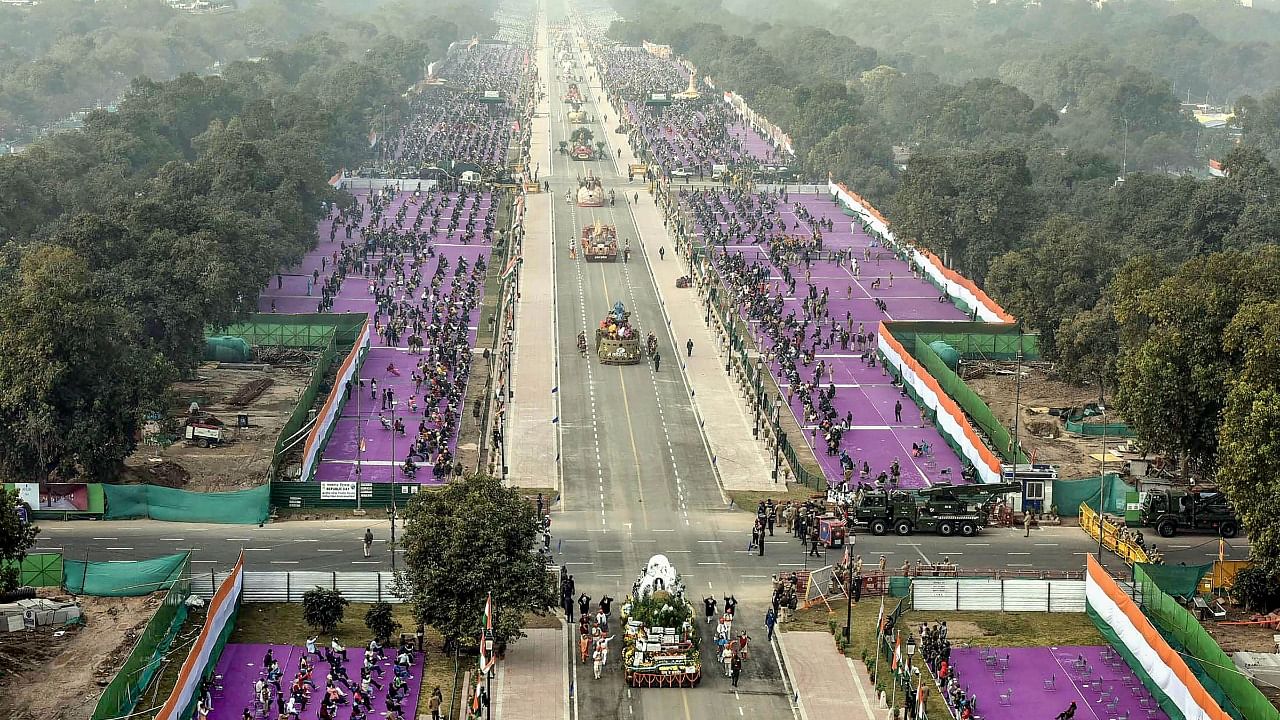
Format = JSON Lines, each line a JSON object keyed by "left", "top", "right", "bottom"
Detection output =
{"left": 122, "top": 360, "right": 315, "bottom": 491}
{"left": 0, "top": 593, "right": 163, "bottom": 720}
{"left": 965, "top": 366, "right": 1115, "bottom": 479}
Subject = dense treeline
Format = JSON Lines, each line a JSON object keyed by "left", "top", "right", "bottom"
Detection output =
{"left": 608, "top": 0, "right": 1280, "bottom": 560}
{"left": 0, "top": 0, "right": 472, "bottom": 138}
{"left": 0, "top": 2, "right": 495, "bottom": 482}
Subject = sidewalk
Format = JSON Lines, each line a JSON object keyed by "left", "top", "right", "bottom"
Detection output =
{"left": 492, "top": 627, "right": 568, "bottom": 720}
{"left": 586, "top": 67, "right": 775, "bottom": 493}
{"left": 506, "top": 18, "right": 558, "bottom": 491}
{"left": 778, "top": 632, "right": 880, "bottom": 720}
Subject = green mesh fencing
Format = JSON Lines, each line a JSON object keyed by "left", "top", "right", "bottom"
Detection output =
{"left": 64, "top": 551, "right": 190, "bottom": 596}
{"left": 92, "top": 572, "right": 190, "bottom": 720}
{"left": 1139, "top": 563, "right": 1213, "bottom": 600}
{"left": 102, "top": 484, "right": 269, "bottom": 524}
{"left": 913, "top": 336, "right": 1027, "bottom": 463}
{"left": 1134, "top": 564, "right": 1278, "bottom": 720}
{"left": 1064, "top": 418, "right": 1135, "bottom": 437}
{"left": 0, "top": 552, "right": 63, "bottom": 587}
{"left": 887, "top": 321, "right": 1042, "bottom": 361}
{"left": 1052, "top": 475, "right": 1129, "bottom": 516}
{"left": 214, "top": 313, "right": 367, "bottom": 349}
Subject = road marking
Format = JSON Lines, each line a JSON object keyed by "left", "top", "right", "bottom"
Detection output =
{"left": 1034, "top": 543, "right": 1059, "bottom": 547}
{"left": 317, "top": 549, "right": 344, "bottom": 553}
{"left": 242, "top": 548, "right": 271, "bottom": 551}
{"left": 597, "top": 549, "right": 622, "bottom": 553}
{"left": 92, "top": 537, "right": 118, "bottom": 541}
{"left": 160, "top": 538, "right": 186, "bottom": 542}
{"left": 105, "top": 547, "right": 134, "bottom": 551}
{"left": 1008, "top": 563, "right": 1034, "bottom": 567}
{"left": 697, "top": 540, "right": 722, "bottom": 543}
{"left": 37, "top": 546, "right": 62, "bottom": 551}
{"left": 192, "top": 560, "right": 217, "bottom": 564}
{"left": 964, "top": 543, "right": 989, "bottom": 546}
{"left": 226, "top": 537, "right": 251, "bottom": 541}
{"left": 271, "top": 561, "right": 299, "bottom": 565}
{"left": 652, "top": 529, "right": 675, "bottom": 532}
{"left": 293, "top": 539, "right": 319, "bottom": 543}
{"left": 1007, "top": 552, "right": 1031, "bottom": 555}
{"left": 777, "top": 563, "right": 806, "bottom": 567}
{"left": 352, "top": 561, "right": 381, "bottom": 565}
{"left": 697, "top": 562, "right": 726, "bottom": 566}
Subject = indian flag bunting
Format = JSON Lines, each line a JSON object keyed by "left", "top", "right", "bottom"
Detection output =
{"left": 478, "top": 593, "right": 496, "bottom": 672}
{"left": 876, "top": 598, "right": 885, "bottom": 633}
{"left": 891, "top": 631, "right": 902, "bottom": 673}
{"left": 472, "top": 672, "right": 482, "bottom": 711}
{"left": 502, "top": 253, "right": 521, "bottom": 279}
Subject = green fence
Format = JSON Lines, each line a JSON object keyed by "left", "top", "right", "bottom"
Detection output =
{"left": 885, "top": 321, "right": 1042, "bottom": 361}
{"left": 913, "top": 337, "right": 1027, "bottom": 463}
{"left": 1134, "top": 564, "right": 1278, "bottom": 720}
{"left": 0, "top": 552, "right": 63, "bottom": 587}
{"left": 271, "top": 478, "right": 425, "bottom": 511}
{"left": 64, "top": 551, "right": 189, "bottom": 596}
{"left": 1052, "top": 474, "right": 1129, "bottom": 516}
{"left": 103, "top": 483, "right": 270, "bottom": 524}
{"left": 92, "top": 568, "right": 191, "bottom": 720}
{"left": 214, "top": 313, "right": 366, "bottom": 349}
{"left": 1065, "top": 418, "right": 1135, "bottom": 437}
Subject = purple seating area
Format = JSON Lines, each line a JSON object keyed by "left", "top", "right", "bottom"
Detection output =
{"left": 946, "top": 646, "right": 1169, "bottom": 720}
{"left": 680, "top": 187, "right": 972, "bottom": 489}
{"left": 206, "top": 643, "right": 423, "bottom": 720}
{"left": 624, "top": 100, "right": 782, "bottom": 173}
{"left": 383, "top": 45, "right": 528, "bottom": 176}
{"left": 598, "top": 47, "right": 687, "bottom": 97}
{"left": 258, "top": 186, "right": 495, "bottom": 483}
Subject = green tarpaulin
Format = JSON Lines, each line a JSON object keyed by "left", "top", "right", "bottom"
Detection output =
{"left": 1138, "top": 562, "right": 1212, "bottom": 600}
{"left": 103, "top": 483, "right": 269, "bottom": 524}
{"left": 64, "top": 552, "right": 188, "bottom": 596}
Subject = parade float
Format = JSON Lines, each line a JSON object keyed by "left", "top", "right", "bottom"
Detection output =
{"left": 576, "top": 173, "right": 608, "bottom": 207}
{"left": 621, "top": 555, "right": 702, "bottom": 688}
{"left": 569, "top": 127, "right": 598, "bottom": 160}
{"left": 595, "top": 301, "right": 643, "bottom": 365}
{"left": 564, "top": 82, "right": 584, "bottom": 104}
{"left": 580, "top": 219, "right": 618, "bottom": 261}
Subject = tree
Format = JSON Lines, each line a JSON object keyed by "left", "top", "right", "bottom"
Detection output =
{"left": 302, "top": 587, "right": 349, "bottom": 635}
{"left": 365, "top": 601, "right": 400, "bottom": 644}
{"left": 0, "top": 488, "right": 39, "bottom": 593}
{"left": 398, "top": 475, "right": 553, "bottom": 650}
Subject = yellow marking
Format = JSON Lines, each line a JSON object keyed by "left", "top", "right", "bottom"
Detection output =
{"left": 681, "top": 687, "right": 693, "bottom": 720}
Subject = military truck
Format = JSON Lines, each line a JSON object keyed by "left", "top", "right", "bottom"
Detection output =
{"left": 1135, "top": 487, "right": 1240, "bottom": 538}
{"left": 852, "top": 482, "right": 1020, "bottom": 537}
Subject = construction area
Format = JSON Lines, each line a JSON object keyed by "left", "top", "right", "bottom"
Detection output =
{"left": 121, "top": 354, "right": 318, "bottom": 492}
{"left": 965, "top": 363, "right": 1128, "bottom": 480}
{"left": 0, "top": 593, "right": 163, "bottom": 720}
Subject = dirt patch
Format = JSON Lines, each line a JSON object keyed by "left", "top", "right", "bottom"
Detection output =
{"left": 0, "top": 593, "right": 163, "bottom": 720}
{"left": 965, "top": 366, "right": 1115, "bottom": 479}
{"left": 122, "top": 360, "right": 315, "bottom": 491}
{"left": 1204, "top": 604, "right": 1280, "bottom": 653}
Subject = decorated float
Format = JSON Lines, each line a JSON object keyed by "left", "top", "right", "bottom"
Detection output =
{"left": 580, "top": 220, "right": 618, "bottom": 261}
{"left": 576, "top": 173, "right": 607, "bottom": 207}
{"left": 595, "top": 301, "right": 643, "bottom": 365}
{"left": 621, "top": 555, "right": 702, "bottom": 688}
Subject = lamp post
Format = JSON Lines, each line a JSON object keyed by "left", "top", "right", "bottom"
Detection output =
{"left": 389, "top": 399, "right": 398, "bottom": 572}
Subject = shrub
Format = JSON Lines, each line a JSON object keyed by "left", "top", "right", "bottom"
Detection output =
{"left": 302, "top": 587, "right": 350, "bottom": 634}
{"left": 1230, "top": 561, "right": 1280, "bottom": 612}
{"left": 364, "top": 601, "right": 401, "bottom": 643}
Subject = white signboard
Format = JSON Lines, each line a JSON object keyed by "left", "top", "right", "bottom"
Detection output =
{"left": 14, "top": 483, "right": 39, "bottom": 508}
{"left": 320, "top": 481, "right": 357, "bottom": 500}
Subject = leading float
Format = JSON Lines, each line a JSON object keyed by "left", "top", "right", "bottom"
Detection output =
{"left": 621, "top": 555, "right": 702, "bottom": 688}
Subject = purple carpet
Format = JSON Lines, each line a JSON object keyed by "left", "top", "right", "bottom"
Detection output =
{"left": 947, "top": 646, "right": 1168, "bottom": 720}
{"left": 257, "top": 188, "right": 495, "bottom": 483}
{"left": 208, "top": 643, "right": 424, "bottom": 720}
{"left": 685, "top": 189, "right": 972, "bottom": 488}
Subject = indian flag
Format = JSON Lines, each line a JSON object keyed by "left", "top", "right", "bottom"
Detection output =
{"left": 891, "top": 631, "right": 901, "bottom": 673}
{"left": 1085, "top": 556, "right": 1230, "bottom": 720}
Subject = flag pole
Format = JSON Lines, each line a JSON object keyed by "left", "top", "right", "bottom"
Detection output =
{"left": 890, "top": 636, "right": 898, "bottom": 714}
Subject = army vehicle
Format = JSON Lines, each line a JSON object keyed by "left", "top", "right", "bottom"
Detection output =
{"left": 1135, "top": 486, "right": 1240, "bottom": 538}
{"left": 853, "top": 482, "right": 1020, "bottom": 537}
{"left": 581, "top": 220, "right": 618, "bottom": 261}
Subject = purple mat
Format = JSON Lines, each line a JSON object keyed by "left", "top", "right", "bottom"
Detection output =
{"left": 209, "top": 642, "right": 424, "bottom": 720}
{"left": 258, "top": 189, "right": 495, "bottom": 484}
{"left": 946, "top": 646, "right": 1168, "bottom": 720}
{"left": 687, "top": 191, "right": 974, "bottom": 488}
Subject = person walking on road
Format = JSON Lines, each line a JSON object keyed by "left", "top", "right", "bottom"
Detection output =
{"left": 578, "top": 593, "right": 591, "bottom": 621}
{"left": 653, "top": 350, "right": 661, "bottom": 372}
{"left": 894, "top": 400, "right": 903, "bottom": 423}
{"left": 730, "top": 654, "right": 743, "bottom": 687}
{"left": 765, "top": 608, "right": 777, "bottom": 641}
{"left": 686, "top": 338, "right": 694, "bottom": 357}
{"left": 704, "top": 596, "right": 718, "bottom": 624}
{"left": 1024, "top": 511, "right": 1033, "bottom": 537}
{"left": 659, "top": 246, "right": 665, "bottom": 260}
{"left": 592, "top": 647, "right": 603, "bottom": 679}
{"left": 363, "top": 528, "right": 374, "bottom": 558}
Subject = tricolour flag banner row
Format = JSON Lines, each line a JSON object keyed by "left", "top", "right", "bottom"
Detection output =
{"left": 300, "top": 318, "right": 372, "bottom": 482}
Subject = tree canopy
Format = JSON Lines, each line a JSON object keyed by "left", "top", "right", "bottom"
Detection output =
{"left": 397, "top": 475, "right": 553, "bottom": 650}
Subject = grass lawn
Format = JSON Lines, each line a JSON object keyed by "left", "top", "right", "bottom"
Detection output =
{"left": 726, "top": 486, "right": 822, "bottom": 512}
{"left": 784, "top": 599, "right": 1103, "bottom": 720}
{"left": 232, "top": 603, "right": 463, "bottom": 719}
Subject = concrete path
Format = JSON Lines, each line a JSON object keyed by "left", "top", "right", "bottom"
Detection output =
{"left": 506, "top": 17, "right": 559, "bottom": 491}
{"left": 589, "top": 71, "right": 776, "bottom": 493}
{"left": 778, "top": 632, "right": 879, "bottom": 720}
{"left": 493, "top": 626, "right": 568, "bottom": 720}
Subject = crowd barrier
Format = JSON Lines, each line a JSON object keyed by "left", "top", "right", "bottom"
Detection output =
{"left": 911, "top": 577, "right": 1085, "bottom": 612}
{"left": 299, "top": 318, "right": 371, "bottom": 483}
{"left": 1080, "top": 503, "right": 1149, "bottom": 565}
{"left": 190, "top": 570, "right": 405, "bottom": 604}
{"left": 1086, "top": 556, "right": 1233, "bottom": 720}
{"left": 154, "top": 553, "right": 244, "bottom": 720}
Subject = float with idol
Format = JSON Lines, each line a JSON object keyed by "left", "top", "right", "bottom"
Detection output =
{"left": 621, "top": 555, "right": 702, "bottom": 687}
